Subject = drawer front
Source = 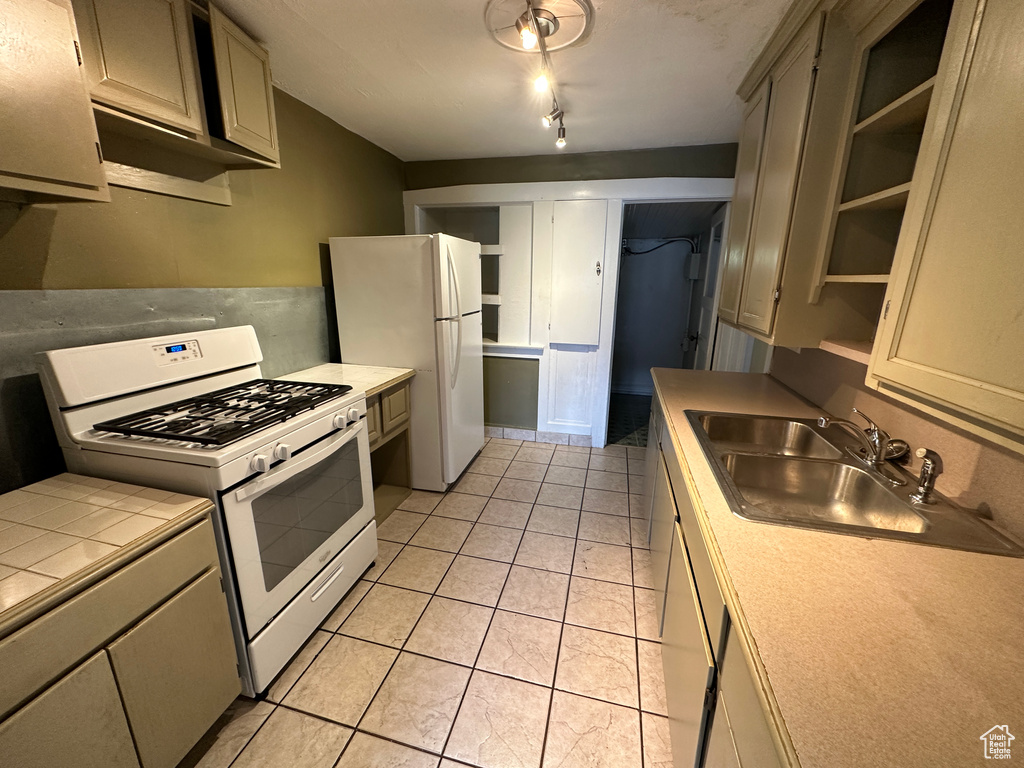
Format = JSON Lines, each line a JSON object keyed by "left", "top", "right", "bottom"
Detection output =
{"left": 0, "top": 651, "right": 139, "bottom": 768}
{"left": 366, "top": 394, "right": 382, "bottom": 446}
{"left": 108, "top": 567, "right": 240, "bottom": 768}
{"left": 0, "top": 517, "right": 218, "bottom": 720}
{"left": 380, "top": 383, "right": 410, "bottom": 434}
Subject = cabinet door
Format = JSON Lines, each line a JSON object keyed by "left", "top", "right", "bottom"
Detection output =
{"left": 107, "top": 568, "right": 240, "bottom": 768}
{"left": 704, "top": 692, "right": 742, "bottom": 768}
{"left": 649, "top": 450, "right": 676, "bottom": 632}
{"left": 737, "top": 16, "right": 822, "bottom": 336}
{"left": 209, "top": 5, "right": 280, "bottom": 163}
{"left": 0, "top": 0, "right": 107, "bottom": 202}
{"left": 73, "top": 0, "right": 203, "bottom": 133}
{"left": 366, "top": 394, "right": 383, "bottom": 447}
{"left": 719, "top": 82, "right": 769, "bottom": 324}
{"left": 0, "top": 651, "right": 139, "bottom": 768}
{"left": 662, "top": 522, "right": 716, "bottom": 768}
{"left": 549, "top": 200, "right": 607, "bottom": 345}
{"left": 870, "top": 0, "right": 1024, "bottom": 448}
{"left": 381, "top": 383, "right": 411, "bottom": 434}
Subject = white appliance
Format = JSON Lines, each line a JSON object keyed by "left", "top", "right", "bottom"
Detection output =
{"left": 35, "top": 326, "right": 376, "bottom": 697}
{"left": 329, "top": 234, "right": 485, "bottom": 491}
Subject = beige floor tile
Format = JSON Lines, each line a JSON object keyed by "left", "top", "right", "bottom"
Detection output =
{"left": 490, "top": 437, "right": 525, "bottom": 446}
{"left": 627, "top": 453, "right": 647, "bottom": 472}
{"left": 339, "top": 583, "right": 430, "bottom": 647}
{"left": 626, "top": 446, "right": 647, "bottom": 461}
{"left": 591, "top": 445, "right": 628, "bottom": 458}
{"left": 376, "top": 510, "right": 428, "bottom": 544}
{"left": 514, "top": 445, "right": 555, "bottom": 465}
{"left": 498, "top": 565, "right": 569, "bottom": 621}
{"left": 631, "top": 518, "right": 651, "bottom": 548}
{"left": 555, "top": 625, "right": 638, "bottom": 707}
{"left": 632, "top": 548, "right": 654, "bottom": 589}
{"left": 536, "top": 432, "right": 570, "bottom": 445}
{"left": 573, "top": 541, "right": 633, "bottom": 585}
{"left": 459, "top": 523, "right": 523, "bottom": 563}
{"left": 476, "top": 610, "right": 562, "bottom": 686}
{"left": 526, "top": 506, "right": 580, "bottom": 538}
{"left": 578, "top": 511, "right": 631, "bottom": 546}
{"left": 432, "top": 492, "right": 488, "bottom": 522}
{"left": 436, "top": 555, "right": 510, "bottom": 607}
{"left": 634, "top": 587, "right": 661, "bottom": 641}
{"left": 588, "top": 455, "right": 627, "bottom": 474}
{"left": 565, "top": 577, "right": 635, "bottom": 636}
{"left": 628, "top": 475, "right": 645, "bottom": 495}
{"left": 514, "top": 531, "right": 575, "bottom": 574}
{"left": 397, "top": 490, "right": 445, "bottom": 514}
{"left": 480, "top": 443, "right": 519, "bottom": 460}
{"left": 180, "top": 697, "right": 275, "bottom": 768}
{"left": 478, "top": 498, "right": 532, "bottom": 529}
{"left": 542, "top": 691, "right": 641, "bottom": 768}
{"left": 559, "top": 444, "right": 592, "bottom": 454}
{"left": 322, "top": 580, "right": 373, "bottom": 632}
{"left": 493, "top": 478, "right": 541, "bottom": 503}
{"left": 360, "top": 653, "right": 471, "bottom": 753}
{"left": 283, "top": 634, "right": 397, "bottom": 726}
{"left": 543, "top": 465, "right": 587, "bottom": 487}
{"left": 378, "top": 546, "right": 455, "bottom": 593}
{"left": 641, "top": 712, "right": 673, "bottom": 768}
{"left": 233, "top": 706, "right": 352, "bottom": 768}
{"left": 585, "top": 470, "right": 629, "bottom": 493}
{"left": 637, "top": 640, "right": 668, "bottom": 715}
{"left": 629, "top": 494, "right": 648, "bottom": 518}
{"left": 549, "top": 451, "right": 590, "bottom": 469}
{"left": 445, "top": 671, "right": 550, "bottom": 768}
{"left": 404, "top": 596, "right": 493, "bottom": 666}
{"left": 364, "top": 540, "right": 403, "bottom": 581}
{"left": 408, "top": 516, "right": 474, "bottom": 553}
{"left": 468, "top": 456, "right": 512, "bottom": 477}
{"left": 266, "top": 630, "right": 332, "bottom": 703}
{"left": 535, "top": 483, "right": 584, "bottom": 510}
{"left": 581, "top": 489, "right": 630, "bottom": 517}
{"left": 503, "top": 461, "right": 549, "bottom": 482}
{"left": 453, "top": 473, "right": 500, "bottom": 497}
{"left": 336, "top": 732, "right": 440, "bottom": 768}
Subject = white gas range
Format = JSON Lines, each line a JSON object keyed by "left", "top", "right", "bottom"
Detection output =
{"left": 35, "top": 325, "right": 377, "bottom": 696}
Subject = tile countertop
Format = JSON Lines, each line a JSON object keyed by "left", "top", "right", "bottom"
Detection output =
{"left": 651, "top": 369, "right": 1024, "bottom": 768}
{"left": 0, "top": 474, "right": 212, "bottom": 636}
{"left": 281, "top": 363, "right": 415, "bottom": 397}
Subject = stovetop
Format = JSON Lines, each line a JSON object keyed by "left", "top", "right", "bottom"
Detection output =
{"left": 92, "top": 379, "right": 354, "bottom": 447}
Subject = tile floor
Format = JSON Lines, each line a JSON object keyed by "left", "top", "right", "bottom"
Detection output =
{"left": 179, "top": 438, "right": 671, "bottom": 768}
{"left": 607, "top": 394, "right": 653, "bottom": 446}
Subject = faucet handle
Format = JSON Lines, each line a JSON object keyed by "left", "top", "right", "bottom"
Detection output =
{"left": 850, "top": 407, "right": 880, "bottom": 433}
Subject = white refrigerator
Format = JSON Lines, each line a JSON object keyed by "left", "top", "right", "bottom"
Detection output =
{"left": 329, "top": 234, "right": 485, "bottom": 491}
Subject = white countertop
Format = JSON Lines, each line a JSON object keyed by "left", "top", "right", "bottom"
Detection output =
{"left": 652, "top": 369, "right": 1024, "bottom": 768}
{"left": 281, "top": 363, "right": 414, "bottom": 397}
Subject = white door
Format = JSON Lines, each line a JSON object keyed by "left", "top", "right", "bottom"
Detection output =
{"left": 550, "top": 200, "right": 607, "bottom": 345}
{"left": 435, "top": 313, "right": 485, "bottom": 484}
{"left": 694, "top": 205, "right": 731, "bottom": 371}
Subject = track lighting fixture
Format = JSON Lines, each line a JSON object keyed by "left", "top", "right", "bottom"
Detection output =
{"left": 542, "top": 107, "right": 563, "bottom": 128}
{"left": 515, "top": 8, "right": 557, "bottom": 50}
{"left": 556, "top": 120, "right": 566, "bottom": 149}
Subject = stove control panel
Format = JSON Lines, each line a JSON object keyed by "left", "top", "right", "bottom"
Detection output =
{"left": 152, "top": 340, "right": 202, "bottom": 366}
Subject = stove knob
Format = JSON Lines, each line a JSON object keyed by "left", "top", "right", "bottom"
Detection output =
{"left": 274, "top": 444, "right": 292, "bottom": 461}
{"left": 333, "top": 414, "right": 346, "bottom": 429}
{"left": 347, "top": 407, "right": 361, "bottom": 423}
{"left": 251, "top": 454, "right": 270, "bottom": 473}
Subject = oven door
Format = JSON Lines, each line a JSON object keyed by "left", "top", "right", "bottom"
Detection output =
{"left": 221, "top": 418, "right": 374, "bottom": 637}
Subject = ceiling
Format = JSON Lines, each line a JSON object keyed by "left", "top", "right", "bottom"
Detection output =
{"left": 622, "top": 201, "right": 725, "bottom": 240}
{"left": 213, "top": 0, "right": 792, "bottom": 162}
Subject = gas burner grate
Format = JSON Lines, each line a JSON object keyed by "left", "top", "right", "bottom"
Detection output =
{"left": 93, "top": 379, "right": 354, "bottom": 447}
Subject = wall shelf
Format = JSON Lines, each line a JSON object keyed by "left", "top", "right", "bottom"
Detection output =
{"left": 819, "top": 339, "right": 873, "bottom": 365}
{"left": 481, "top": 294, "right": 502, "bottom": 305}
{"left": 854, "top": 77, "right": 935, "bottom": 136}
{"left": 480, "top": 244, "right": 503, "bottom": 255}
{"left": 837, "top": 182, "right": 912, "bottom": 212}
{"left": 823, "top": 274, "right": 890, "bottom": 284}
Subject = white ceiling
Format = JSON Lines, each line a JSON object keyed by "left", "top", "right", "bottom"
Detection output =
{"left": 213, "top": 0, "right": 792, "bottom": 162}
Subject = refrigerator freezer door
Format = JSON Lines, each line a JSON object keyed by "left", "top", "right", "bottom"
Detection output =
{"left": 435, "top": 313, "right": 485, "bottom": 484}
{"left": 435, "top": 234, "right": 483, "bottom": 318}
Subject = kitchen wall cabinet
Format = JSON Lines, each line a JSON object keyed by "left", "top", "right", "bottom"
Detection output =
{"left": 549, "top": 200, "right": 608, "bottom": 346}
{"left": 0, "top": 515, "right": 240, "bottom": 767}
{"left": 868, "top": 0, "right": 1024, "bottom": 452}
{"left": 72, "top": 0, "right": 204, "bottom": 133}
{"left": 0, "top": 0, "right": 109, "bottom": 203}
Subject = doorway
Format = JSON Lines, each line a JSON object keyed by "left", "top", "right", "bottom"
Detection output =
{"left": 608, "top": 201, "right": 727, "bottom": 445}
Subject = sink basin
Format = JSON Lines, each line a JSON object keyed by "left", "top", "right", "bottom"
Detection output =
{"left": 698, "top": 413, "right": 842, "bottom": 459}
{"left": 720, "top": 453, "right": 927, "bottom": 533}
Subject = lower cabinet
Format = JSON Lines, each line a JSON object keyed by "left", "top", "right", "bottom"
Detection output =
{"left": 649, "top": 452, "right": 676, "bottom": 632}
{"left": 704, "top": 689, "right": 742, "bottom": 768}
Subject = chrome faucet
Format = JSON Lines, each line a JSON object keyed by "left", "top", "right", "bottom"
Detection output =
{"left": 817, "top": 408, "right": 897, "bottom": 468}
{"left": 910, "top": 448, "right": 944, "bottom": 504}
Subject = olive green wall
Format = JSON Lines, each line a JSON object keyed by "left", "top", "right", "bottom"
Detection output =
{"left": 483, "top": 357, "right": 539, "bottom": 430}
{"left": 404, "top": 144, "right": 739, "bottom": 190}
{"left": 0, "top": 90, "right": 406, "bottom": 290}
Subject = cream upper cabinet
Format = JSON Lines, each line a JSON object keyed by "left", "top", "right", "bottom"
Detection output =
{"left": 719, "top": 82, "right": 769, "bottom": 325}
{"left": 549, "top": 200, "right": 607, "bottom": 346}
{"left": 735, "top": 15, "right": 822, "bottom": 336}
{"left": 73, "top": 0, "right": 203, "bottom": 134}
{"left": 207, "top": 5, "right": 279, "bottom": 163}
{"left": 0, "top": 0, "right": 108, "bottom": 203}
{"left": 869, "top": 0, "right": 1024, "bottom": 451}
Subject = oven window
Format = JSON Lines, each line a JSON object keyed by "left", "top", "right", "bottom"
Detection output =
{"left": 251, "top": 439, "right": 364, "bottom": 591}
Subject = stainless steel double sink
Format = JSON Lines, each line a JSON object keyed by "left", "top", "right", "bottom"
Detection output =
{"left": 687, "top": 411, "right": 1024, "bottom": 557}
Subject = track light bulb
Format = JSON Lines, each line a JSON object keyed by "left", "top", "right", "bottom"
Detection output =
{"left": 542, "top": 108, "right": 563, "bottom": 128}
{"left": 535, "top": 72, "right": 549, "bottom": 92}
{"left": 520, "top": 26, "right": 537, "bottom": 49}
{"left": 556, "top": 123, "right": 566, "bottom": 148}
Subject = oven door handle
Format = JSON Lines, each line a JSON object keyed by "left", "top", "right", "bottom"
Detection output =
{"left": 234, "top": 422, "right": 362, "bottom": 504}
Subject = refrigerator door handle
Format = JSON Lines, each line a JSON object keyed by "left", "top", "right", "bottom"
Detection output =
{"left": 452, "top": 315, "right": 463, "bottom": 388}
{"left": 447, "top": 244, "right": 463, "bottom": 321}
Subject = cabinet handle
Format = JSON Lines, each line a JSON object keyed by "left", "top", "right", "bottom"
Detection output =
{"left": 596, "top": 261, "right": 602, "bottom": 276}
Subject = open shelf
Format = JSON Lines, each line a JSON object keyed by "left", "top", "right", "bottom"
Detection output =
{"left": 854, "top": 77, "right": 935, "bottom": 136}
{"left": 823, "top": 274, "right": 890, "bottom": 284}
{"left": 480, "top": 245, "right": 503, "bottom": 255}
{"left": 481, "top": 294, "right": 502, "bottom": 305}
{"left": 819, "top": 339, "right": 874, "bottom": 365}
{"left": 838, "top": 182, "right": 911, "bottom": 212}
